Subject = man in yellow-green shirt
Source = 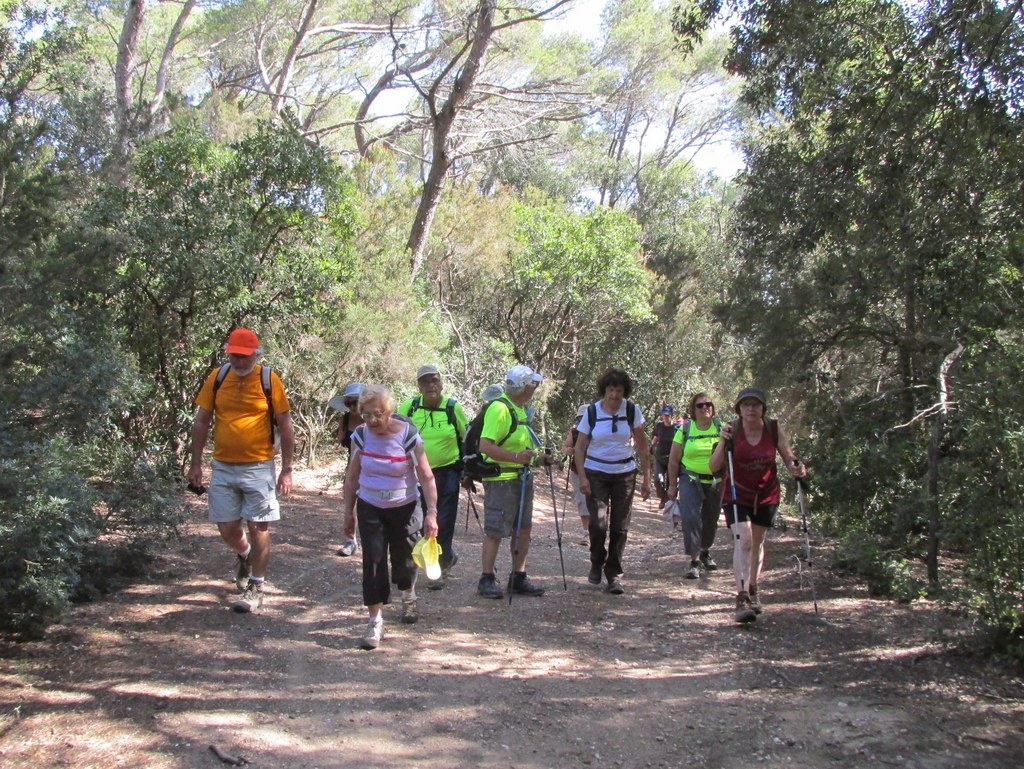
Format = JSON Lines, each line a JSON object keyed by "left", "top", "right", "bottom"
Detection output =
{"left": 399, "top": 366, "right": 468, "bottom": 587}
{"left": 476, "top": 364, "right": 548, "bottom": 600}
{"left": 189, "top": 328, "right": 295, "bottom": 614}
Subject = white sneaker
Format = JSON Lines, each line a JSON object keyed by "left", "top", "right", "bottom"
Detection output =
{"left": 337, "top": 537, "right": 358, "bottom": 557}
{"left": 360, "top": 617, "right": 383, "bottom": 649}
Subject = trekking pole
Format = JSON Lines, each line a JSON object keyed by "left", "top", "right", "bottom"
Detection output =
{"left": 545, "top": 457, "right": 568, "bottom": 591}
{"left": 540, "top": 413, "right": 567, "bottom": 590}
{"left": 794, "top": 465, "right": 819, "bottom": 615}
{"left": 725, "top": 438, "right": 746, "bottom": 596}
{"left": 508, "top": 466, "right": 530, "bottom": 606}
{"left": 464, "top": 485, "right": 484, "bottom": 534}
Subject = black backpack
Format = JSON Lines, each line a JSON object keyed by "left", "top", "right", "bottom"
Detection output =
{"left": 585, "top": 399, "right": 637, "bottom": 435}
{"left": 462, "top": 398, "right": 519, "bottom": 481}
{"left": 212, "top": 363, "right": 275, "bottom": 446}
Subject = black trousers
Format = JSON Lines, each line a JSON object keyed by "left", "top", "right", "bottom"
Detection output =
{"left": 584, "top": 469, "right": 637, "bottom": 580}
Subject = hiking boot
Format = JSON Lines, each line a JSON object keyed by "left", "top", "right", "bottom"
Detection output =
{"left": 672, "top": 515, "right": 681, "bottom": 530}
{"left": 360, "top": 617, "right": 384, "bottom": 650}
{"left": 477, "top": 574, "right": 504, "bottom": 600}
{"left": 748, "top": 586, "right": 763, "bottom": 615}
{"left": 400, "top": 596, "right": 419, "bottom": 624}
{"left": 231, "top": 580, "right": 264, "bottom": 613}
{"left": 685, "top": 562, "right": 701, "bottom": 580}
{"left": 605, "top": 578, "right": 624, "bottom": 595}
{"left": 510, "top": 572, "right": 545, "bottom": 597}
{"left": 440, "top": 557, "right": 456, "bottom": 581}
{"left": 587, "top": 565, "right": 602, "bottom": 585}
{"left": 337, "top": 537, "right": 358, "bottom": 557}
{"left": 234, "top": 552, "right": 252, "bottom": 591}
{"left": 700, "top": 552, "right": 718, "bottom": 571}
{"left": 735, "top": 592, "right": 757, "bottom": 623}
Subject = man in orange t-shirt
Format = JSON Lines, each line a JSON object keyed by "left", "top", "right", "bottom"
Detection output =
{"left": 188, "top": 328, "right": 294, "bottom": 613}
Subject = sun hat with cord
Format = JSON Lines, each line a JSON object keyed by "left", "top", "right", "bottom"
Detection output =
{"left": 480, "top": 383, "right": 504, "bottom": 403}
{"left": 734, "top": 387, "right": 767, "bottom": 413}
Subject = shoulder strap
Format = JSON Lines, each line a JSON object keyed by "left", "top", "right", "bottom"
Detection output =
{"left": 714, "top": 416, "right": 722, "bottom": 431}
{"left": 262, "top": 366, "right": 275, "bottom": 447}
{"left": 496, "top": 398, "right": 518, "bottom": 446}
{"left": 682, "top": 418, "right": 691, "bottom": 444}
{"left": 444, "top": 398, "right": 459, "bottom": 434}
{"left": 768, "top": 418, "right": 779, "bottom": 447}
{"left": 587, "top": 403, "right": 597, "bottom": 431}
{"left": 402, "top": 422, "right": 418, "bottom": 455}
{"left": 406, "top": 396, "right": 421, "bottom": 417}
{"left": 352, "top": 424, "right": 366, "bottom": 451}
{"left": 626, "top": 399, "right": 636, "bottom": 426}
{"left": 212, "top": 363, "right": 232, "bottom": 403}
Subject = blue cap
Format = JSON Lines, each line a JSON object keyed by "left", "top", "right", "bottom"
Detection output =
{"left": 661, "top": 405, "right": 674, "bottom": 416}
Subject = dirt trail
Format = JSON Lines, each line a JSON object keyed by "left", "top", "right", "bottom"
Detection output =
{"left": 1, "top": 465, "right": 1021, "bottom": 769}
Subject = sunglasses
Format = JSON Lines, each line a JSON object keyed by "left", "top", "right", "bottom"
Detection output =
{"left": 695, "top": 402, "right": 714, "bottom": 409}
{"left": 344, "top": 399, "right": 358, "bottom": 407}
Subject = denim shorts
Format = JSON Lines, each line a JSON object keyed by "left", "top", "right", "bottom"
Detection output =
{"left": 208, "top": 459, "right": 281, "bottom": 523}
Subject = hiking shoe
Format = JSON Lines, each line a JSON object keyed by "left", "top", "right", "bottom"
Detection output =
{"left": 337, "top": 537, "right": 358, "bottom": 557}
{"left": 685, "top": 562, "right": 701, "bottom": 580}
{"left": 748, "top": 587, "right": 763, "bottom": 615}
{"left": 400, "top": 596, "right": 419, "bottom": 624}
{"left": 510, "top": 572, "right": 545, "bottom": 597}
{"left": 231, "top": 580, "right": 264, "bottom": 613}
{"left": 444, "top": 552, "right": 459, "bottom": 575}
{"left": 735, "top": 592, "right": 757, "bottom": 623}
{"left": 477, "top": 574, "right": 504, "bottom": 600}
{"left": 427, "top": 577, "right": 446, "bottom": 591}
{"left": 360, "top": 618, "right": 384, "bottom": 650}
{"left": 700, "top": 552, "right": 718, "bottom": 571}
{"left": 672, "top": 516, "right": 681, "bottom": 530}
{"left": 605, "top": 578, "right": 625, "bottom": 595}
{"left": 587, "top": 565, "right": 602, "bottom": 585}
{"left": 234, "top": 552, "right": 252, "bottom": 591}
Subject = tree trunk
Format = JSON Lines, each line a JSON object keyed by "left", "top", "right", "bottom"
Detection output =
{"left": 272, "top": 0, "right": 321, "bottom": 117}
{"left": 114, "top": 0, "right": 147, "bottom": 160}
{"left": 925, "top": 342, "right": 964, "bottom": 591}
{"left": 407, "top": 0, "right": 497, "bottom": 280}
{"left": 149, "top": 0, "right": 197, "bottom": 124}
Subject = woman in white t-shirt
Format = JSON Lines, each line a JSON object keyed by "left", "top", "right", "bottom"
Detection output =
{"left": 573, "top": 368, "right": 652, "bottom": 595}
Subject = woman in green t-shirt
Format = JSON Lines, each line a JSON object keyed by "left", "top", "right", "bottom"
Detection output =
{"left": 667, "top": 393, "right": 724, "bottom": 579}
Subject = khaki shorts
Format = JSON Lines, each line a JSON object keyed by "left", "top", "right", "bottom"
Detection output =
{"left": 483, "top": 475, "right": 533, "bottom": 538}
{"left": 208, "top": 459, "right": 281, "bottom": 524}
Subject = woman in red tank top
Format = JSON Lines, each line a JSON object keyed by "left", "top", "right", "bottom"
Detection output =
{"left": 710, "top": 387, "right": 807, "bottom": 623}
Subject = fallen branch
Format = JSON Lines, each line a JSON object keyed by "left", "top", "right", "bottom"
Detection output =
{"left": 209, "top": 744, "right": 249, "bottom": 766}
{"left": 934, "top": 721, "right": 1006, "bottom": 748}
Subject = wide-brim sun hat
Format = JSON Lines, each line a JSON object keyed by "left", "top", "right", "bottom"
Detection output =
{"left": 343, "top": 382, "right": 364, "bottom": 399}
{"left": 734, "top": 387, "right": 767, "bottom": 413}
{"left": 480, "top": 383, "right": 504, "bottom": 402}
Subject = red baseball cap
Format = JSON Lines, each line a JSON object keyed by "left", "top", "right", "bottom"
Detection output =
{"left": 224, "top": 328, "right": 260, "bottom": 355}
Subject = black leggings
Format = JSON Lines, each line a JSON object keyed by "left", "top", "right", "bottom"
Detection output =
{"left": 356, "top": 497, "right": 422, "bottom": 606}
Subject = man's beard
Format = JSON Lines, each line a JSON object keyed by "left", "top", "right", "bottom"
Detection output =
{"left": 231, "top": 363, "right": 256, "bottom": 377}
